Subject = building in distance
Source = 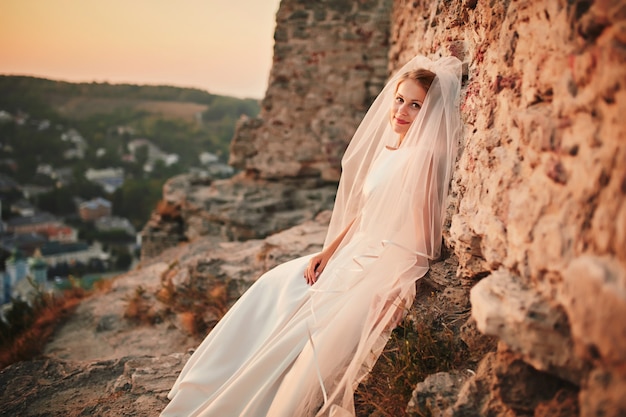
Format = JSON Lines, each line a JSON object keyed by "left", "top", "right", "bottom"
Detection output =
{"left": 95, "top": 216, "right": 136, "bottom": 236}
{"left": 6, "top": 212, "right": 62, "bottom": 235}
{"left": 79, "top": 197, "right": 112, "bottom": 222}
{"left": 85, "top": 168, "right": 124, "bottom": 193}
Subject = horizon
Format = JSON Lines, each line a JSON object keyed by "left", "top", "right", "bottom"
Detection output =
{"left": 0, "top": 1, "right": 281, "bottom": 100}
{"left": 0, "top": 72, "right": 259, "bottom": 100}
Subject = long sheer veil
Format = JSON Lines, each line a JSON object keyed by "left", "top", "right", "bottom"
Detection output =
{"left": 325, "top": 55, "right": 462, "bottom": 259}
{"left": 301, "top": 55, "right": 462, "bottom": 416}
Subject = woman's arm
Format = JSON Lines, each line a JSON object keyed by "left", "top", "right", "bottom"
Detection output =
{"left": 304, "top": 218, "right": 355, "bottom": 285}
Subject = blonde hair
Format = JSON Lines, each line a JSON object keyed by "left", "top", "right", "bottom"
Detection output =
{"left": 396, "top": 68, "right": 437, "bottom": 93}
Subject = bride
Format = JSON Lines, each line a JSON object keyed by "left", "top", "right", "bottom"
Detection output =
{"left": 160, "top": 55, "right": 462, "bottom": 417}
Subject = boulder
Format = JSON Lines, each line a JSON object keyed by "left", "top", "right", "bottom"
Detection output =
{"left": 470, "top": 269, "right": 585, "bottom": 384}
{"left": 406, "top": 371, "right": 470, "bottom": 417}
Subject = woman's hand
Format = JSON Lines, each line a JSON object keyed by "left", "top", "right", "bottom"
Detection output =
{"left": 303, "top": 218, "right": 354, "bottom": 286}
{"left": 304, "top": 251, "right": 329, "bottom": 285}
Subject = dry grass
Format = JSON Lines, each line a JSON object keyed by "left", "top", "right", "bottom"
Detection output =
{"left": 158, "top": 274, "right": 230, "bottom": 336}
{"left": 92, "top": 276, "right": 115, "bottom": 293}
{"left": 0, "top": 286, "right": 87, "bottom": 369}
{"left": 354, "top": 295, "right": 471, "bottom": 417}
{"left": 123, "top": 261, "right": 231, "bottom": 337}
{"left": 176, "top": 311, "right": 198, "bottom": 334}
{"left": 123, "top": 285, "right": 156, "bottom": 324}
{"left": 155, "top": 199, "right": 182, "bottom": 220}
{"left": 55, "top": 97, "right": 208, "bottom": 122}
{"left": 135, "top": 100, "right": 208, "bottom": 121}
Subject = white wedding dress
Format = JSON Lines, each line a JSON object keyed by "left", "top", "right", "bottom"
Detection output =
{"left": 161, "top": 54, "right": 462, "bottom": 417}
{"left": 161, "top": 147, "right": 429, "bottom": 417}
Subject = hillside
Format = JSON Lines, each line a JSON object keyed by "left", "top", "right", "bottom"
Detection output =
{"left": 0, "top": 75, "right": 260, "bottom": 162}
{"left": 0, "top": 76, "right": 260, "bottom": 227}
{"left": 0, "top": 75, "right": 257, "bottom": 110}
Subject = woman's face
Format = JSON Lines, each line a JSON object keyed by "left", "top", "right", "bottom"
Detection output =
{"left": 389, "top": 79, "right": 427, "bottom": 139}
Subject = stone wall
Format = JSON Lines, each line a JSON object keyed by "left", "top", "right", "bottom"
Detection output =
{"left": 230, "top": 0, "right": 392, "bottom": 181}
{"left": 390, "top": 0, "right": 626, "bottom": 415}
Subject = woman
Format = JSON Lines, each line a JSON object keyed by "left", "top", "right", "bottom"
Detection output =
{"left": 161, "top": 55, "right": 462, "bottom": 417}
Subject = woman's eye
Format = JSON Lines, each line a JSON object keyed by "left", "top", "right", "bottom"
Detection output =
{"left": 411, "top": 103, "right": 421, "bottom": 109}
{"left": 395, "top": 97, "right": 404, "bottom": 103}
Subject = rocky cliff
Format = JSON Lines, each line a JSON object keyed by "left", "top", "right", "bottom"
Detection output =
{"left": 389, "top": 0, "right": 625, "bottom": 415}
{"left": 230, "top": 0, "right": 391, "bottom": 181}
{"left": 2, "top": 0, "right": 625, "bottom": 416}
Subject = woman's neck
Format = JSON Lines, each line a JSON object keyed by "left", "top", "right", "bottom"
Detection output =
{"left": 386, "top": 134, "right": 405, "bottom": 150}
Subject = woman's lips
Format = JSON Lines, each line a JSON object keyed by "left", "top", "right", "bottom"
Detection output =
{"left": 394, "top": 117, "right": 409, "bottom": 125}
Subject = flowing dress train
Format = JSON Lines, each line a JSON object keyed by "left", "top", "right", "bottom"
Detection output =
{"left": 161, "top": 147, "right": 430, "bottom": 417}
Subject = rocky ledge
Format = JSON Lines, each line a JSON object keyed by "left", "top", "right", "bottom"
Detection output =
{"left": 0, "top": 213, "right": 331, "bottom": 417}
{"left": 0, "top": 212, "right": 473, "bottom": 417}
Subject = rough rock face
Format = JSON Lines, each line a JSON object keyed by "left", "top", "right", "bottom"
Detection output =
{"left": 140, "top": 172, "right": 336, "bottom": 258}
{"left": 390, "top": 0, "right": 626, "bottom": 415}
{"left": 0, "top": 353, "right": 190, "bottom": 417}
{"left": 406, "top": 371, "right": 471, "bottom": 417}
{"left": 230, "top": 0, "right": 392, "bottom": 181}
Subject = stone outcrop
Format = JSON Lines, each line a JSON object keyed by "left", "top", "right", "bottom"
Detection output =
{"left": 406, "top": 371, "right": 471, "bottom": 417}
{"left": 470, "top": 269, "right": 585, "bottom": 384}
{"left": 446, "top": 347, "right": 580, "bottom": 417}
{"left": 0, "top": 215, "right": 466, "bottom": 416}
{"left": 230, "top": 0, "right": 392, "bottom": 181}
{"left": 141, "top": 172, "right": 336, "bottom": 258}
{"left": 0, "top": 353, "right": 190, "bottom": 417}
{"left": 390, "top": 0, "right": 626, "bottom": 415}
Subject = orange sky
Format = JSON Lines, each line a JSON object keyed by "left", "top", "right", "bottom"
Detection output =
{"left": 0, "top": 0, "right": 281, "bottom": 99}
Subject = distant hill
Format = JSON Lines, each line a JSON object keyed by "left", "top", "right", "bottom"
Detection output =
{"left": 0, "top": 75, "right": 261, "bottom": 227}
{"left": 0, "top": 75, "right": 258, "bottom": 116}
{"left": 0, "top": 75, "right": 260, "bottom": 163}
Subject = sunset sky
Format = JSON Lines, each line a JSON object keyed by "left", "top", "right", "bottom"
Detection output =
{"left": 0, "top": 0, "right": 282, "bottom": 99}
